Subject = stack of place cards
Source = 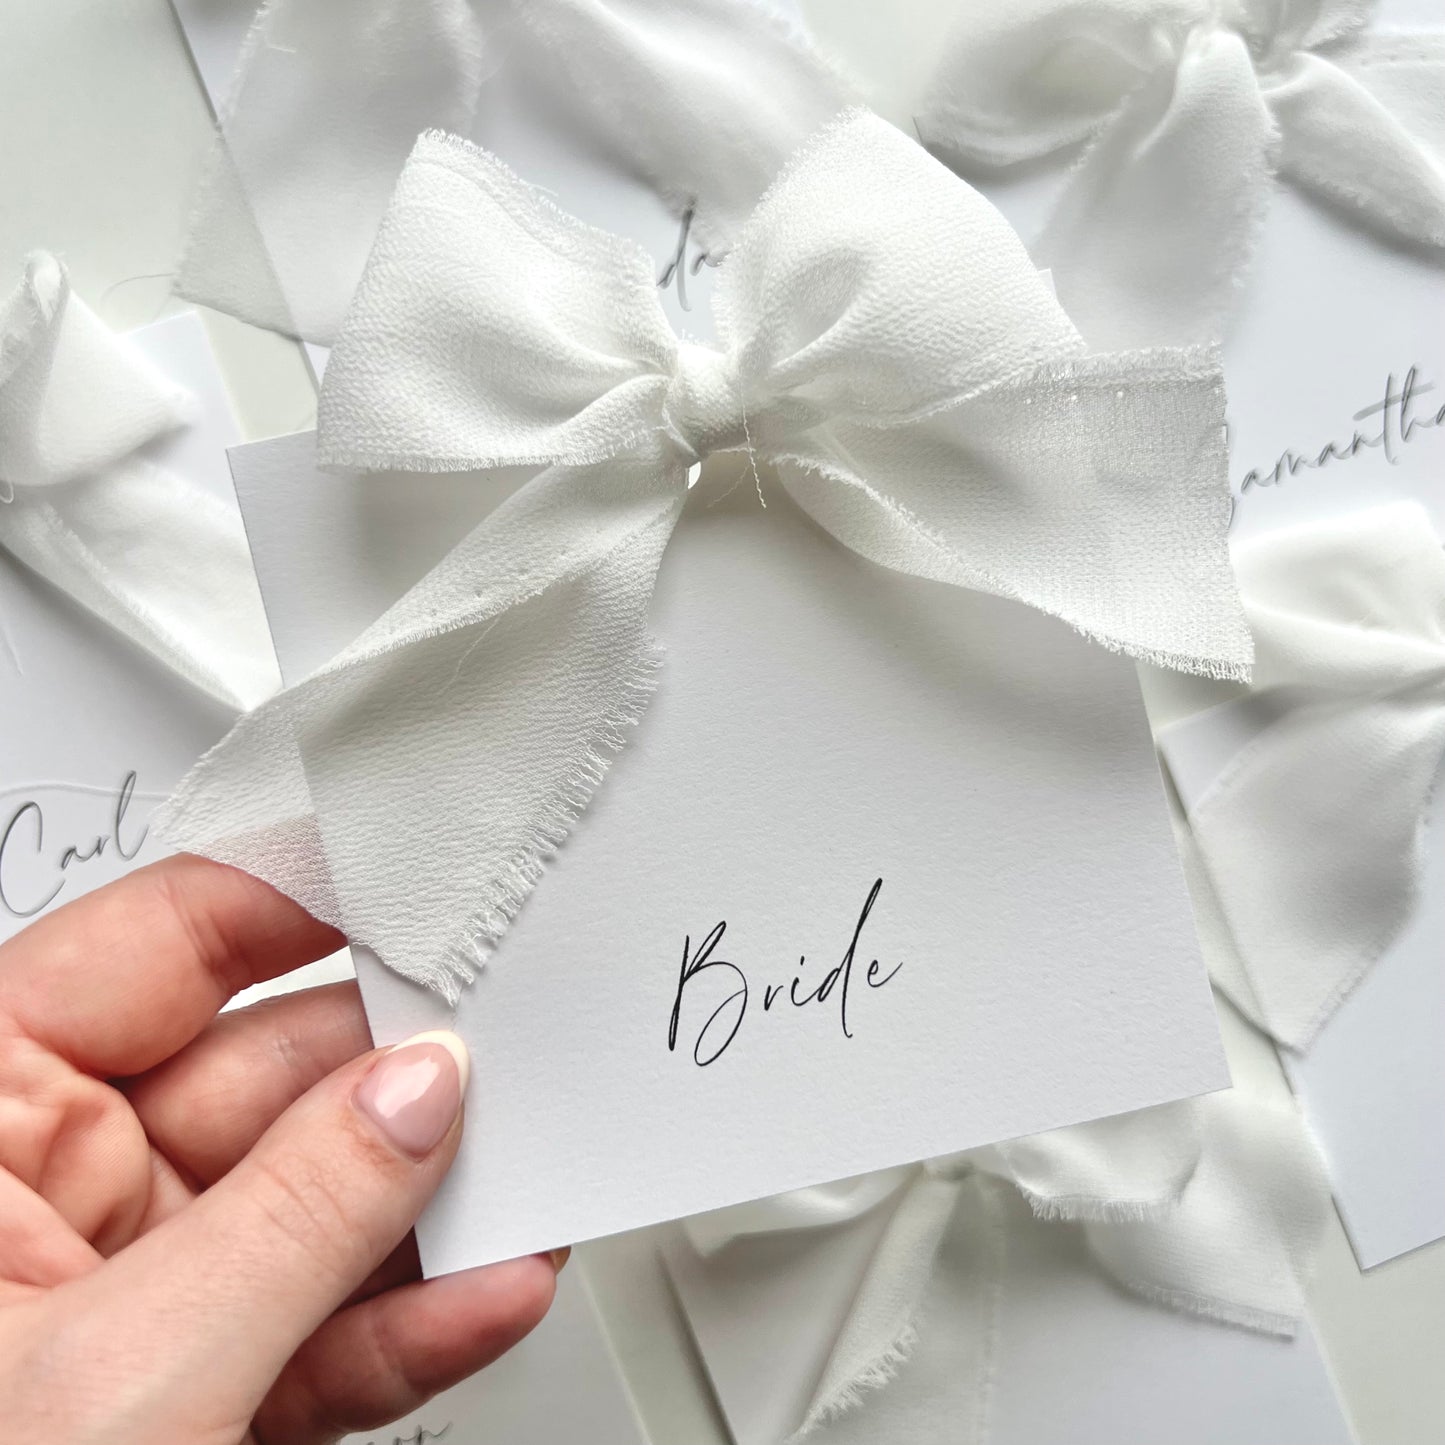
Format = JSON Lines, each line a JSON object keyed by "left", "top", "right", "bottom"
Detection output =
{"left": 1161, "top": 168, "right": 1445, "bottom": 1270}
{"left": 964, "top": 0, "right": 1445, "bottom": 1278}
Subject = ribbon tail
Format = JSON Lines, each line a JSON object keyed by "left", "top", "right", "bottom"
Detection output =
{"left": 683, "top": 1169, "right": 916, "bottom": 1258}
{"left": 1082, "top": 1088, "right": 1331, "bottom": 1336}
{"left": 177, "top": 0, "right": 490, "bottom": 343}
{"left": 157, "top": 458, "right": 684, "bottom": 1000}
{"left": 1186, "top": 694, "right": 1445, "bottom": 1049}
{"left": 0, "top": 466, "right": 278, "bottom": 711}
{"left": 966, "top": 1098, "right": 1203, "bottom": 1223}
{"left": 794, "top": 1173, "right": 1004, "bottom": 1445}
{"left": 1036, "top": 28, "right": 1277, "bottom": 347}
{"left": 1266, "top": 41, "right": 1445, "bottom": 251}
{"left": 775, "top": 348, "right": 1251, "bottom": 682}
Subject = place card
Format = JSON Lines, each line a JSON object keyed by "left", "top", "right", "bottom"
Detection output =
{"left": 230, "top": 415, "right": 1228, "bottom": 1273}
{"left": 1167, "top": 137, "right": 1445, "bottom": 1272}
{"left": 0, "top": 312, "right": 253, "bottom": 941}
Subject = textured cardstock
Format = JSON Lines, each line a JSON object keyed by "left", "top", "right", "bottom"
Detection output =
{"left": 231, "top": 427, "right": 1227, "bottom": 1271}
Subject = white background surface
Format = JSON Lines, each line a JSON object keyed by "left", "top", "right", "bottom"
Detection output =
{"left": 1, "top": 2, "right": 1443, "bottom": 1443}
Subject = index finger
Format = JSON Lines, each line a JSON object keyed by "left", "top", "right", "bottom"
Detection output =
{"left": 0, "top": 853, "right": 344, "bottom": 1076}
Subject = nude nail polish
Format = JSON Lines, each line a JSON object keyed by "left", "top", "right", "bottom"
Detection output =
{"left": 356, "top": 1030, "right": 469, "bottom": 1157}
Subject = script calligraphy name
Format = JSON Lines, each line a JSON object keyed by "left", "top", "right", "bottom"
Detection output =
{"left": 0, "top": 771, "right": 149, "bottom": 919}
{"left": 667, "top": 878, "right": 904, "bottom": 1067}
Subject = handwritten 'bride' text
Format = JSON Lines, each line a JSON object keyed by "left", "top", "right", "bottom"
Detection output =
{"left": 667, "top": 878, "right": 904, "bottom": 1067}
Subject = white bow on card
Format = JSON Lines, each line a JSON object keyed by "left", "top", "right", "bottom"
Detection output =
{"left": 179, "top": 0, "right": 853, "bottom": 342}
{"left": 160, "top": 110, "right": 1251, "bottom": 997}
{"left": 0, "top": 254, "right": 277, "bottom": 710}
{"left": 1173, "top": 502, "right": 1445, "bottom": 1049}
{"left": 683, "top": 1090, "right": 1329, "bottom": 1444}
{"left": 918, "top": 0, "right": 1445, "bottom": 348}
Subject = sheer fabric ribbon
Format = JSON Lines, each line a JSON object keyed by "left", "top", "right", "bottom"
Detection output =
{"left": 177, "top": 0, "right": 853, "bottom": 343}
{"left": 683, "top": 1090, "right": 1330, "bottom": 1443}
{"left": 1175, "top": 502, "right": 1445, "bottom": 1049}
{"left": 159, "top": 111, "right": 1250, "bottom": 996}
{"left": 0, "top": 254, "right": 276, "bottom": 710}
{"left": 918, "top": 0, "right": 1445, "bottom": 347}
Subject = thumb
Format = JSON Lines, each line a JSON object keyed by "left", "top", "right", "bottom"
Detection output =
{"left": 59, "top": 1030, "right": 470, "bottom": 1435}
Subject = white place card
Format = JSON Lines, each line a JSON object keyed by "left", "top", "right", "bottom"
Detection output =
{"left": 976, "top": 0, "right": 1445, "bottom": 1275}
{"left": 1168, "top": 107, "right": 1445, "bottom": 1271}
{"left": 0, "top": 312, "right": 250, "bottom": 940}
{"left": 229, "top": 422, "right": 1228, "bottom": 1274}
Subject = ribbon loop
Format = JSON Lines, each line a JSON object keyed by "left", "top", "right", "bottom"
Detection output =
{"left": 319, "top": 132, "right": 678, "bottom": 476}
{"left": 1174, "top": 503, "right": 1445, "bottom": 1048}
{"left": 680, "top": 1090, "right": 1328, "bottom": 1440}
{"left": 919, "top": 0, "right": 1445, "bottom": 346}
{"left": 178, "top": 0, "right": 856, "bottom": 345}
{"left": 0, "top": 254, "right": 277, "bottom": 710}
{"left": 0, "top": 254, "right": 188, "bottom": 493}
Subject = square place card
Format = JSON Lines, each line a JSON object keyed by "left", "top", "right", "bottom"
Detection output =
{"left": 229, "top": 419, "right": 1228, "bottom": 1275}
{"left": 0, "top": 311, "right": 255, "bottom": 941}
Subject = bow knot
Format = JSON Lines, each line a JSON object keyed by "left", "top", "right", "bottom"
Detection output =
{"left": 919, "top": 0, "right": 1445, "bottom": 348}
{"left": 662, "top": 342, "right": 746, "bottom": 462}
{"left": 678, "top": 1093, "right": 1328, "bottom": 1442}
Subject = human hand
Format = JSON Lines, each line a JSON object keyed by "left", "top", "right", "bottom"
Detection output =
{"left": 0, "top": 854, "right": 559, "bottom": 1443}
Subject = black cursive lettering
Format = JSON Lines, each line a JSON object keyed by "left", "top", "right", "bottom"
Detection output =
{"left": 668, "top": 921, "right": 749, "bottom": 1066}
{"left": 657, "top": 204, "right": 723, "bottom": 313}
{"left": 361, "top": 1426, "right": 451, "bottom": 1445}
{"left": 667, "top": 879, "right": 904, "bottom": 1065}
{"left": 0, "top": 771, "right": 151, "bottom": 919}
{"left": 0, "top": 803, "right": 64, "bottom": 918}
{"left": 1238, "top": 366, "right": 1444, "bottom": 499}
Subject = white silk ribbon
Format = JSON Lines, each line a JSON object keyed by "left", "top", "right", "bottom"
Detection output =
{"left": 177, "top": 0, "right": 853, "bottom": 343}
{"left": 918, "top": 0, "right": 1445, "bottom": 348}
{"left": 0, "top": 254, "right": 277, "bottom": 710}
{"left": 683, "top": 1089, "right": 1330, "bottom": 1443}
{"left": 1174, "top": 502, "right": 1445, "bottom": 1050}
{"left": 159, "top": 110, "right": 1251, "bottom": 997}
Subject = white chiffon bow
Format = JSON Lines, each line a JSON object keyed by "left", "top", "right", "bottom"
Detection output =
{"left": 1176, "top": 503, "right": 1445, "bottom": 1049}
{"left": 179, "top": 0, "right": 852, "bottom": 343}
{"left": 160, "top": 110, "right": 1250, "bottom": 997}
{"left": 0, "top": 254, "right": 276, "bottom": 710}
{"left": 919, "top": 0, "right": 1445, "bottom": 348}
{"left": 684, "top": 1090, "right": 1329, "bottom": 1442}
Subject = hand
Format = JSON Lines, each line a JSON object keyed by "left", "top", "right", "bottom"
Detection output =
{"left": 0, "top": 854, "right": 559, "bottom": 1443}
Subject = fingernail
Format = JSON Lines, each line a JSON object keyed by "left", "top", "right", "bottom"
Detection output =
{"left": 549, "top": 1247, "right": 572, "bottom": 1273}
{"left": 356, "top": 1030, "right": 469, "bottom": 1157}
